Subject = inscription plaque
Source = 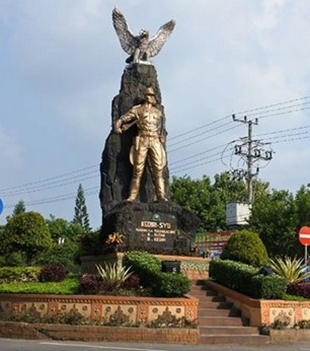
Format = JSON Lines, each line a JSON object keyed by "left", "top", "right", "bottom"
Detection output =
{"left": 134, "top": 213, "right": 177, "bottom": 248}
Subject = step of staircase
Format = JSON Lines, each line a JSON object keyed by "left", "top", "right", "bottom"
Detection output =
{"left": 199, "top": 334, "right": 270, "bottom": 345}
{"left": 199, "top": 316, "right": 244, "bottom": 326}
{"left": 190, "top": 280, "right": 270, "bottom": 345}
{"left": 200, "top": 326, "right": 259, "bottom": 335}
{"left": 199, "top": 308, "right": 241, "bottom": 317}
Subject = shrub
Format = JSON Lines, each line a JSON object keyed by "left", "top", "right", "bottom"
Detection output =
{"left": 39, "top": 264, "right": 67, "bottom": 282}
{"left": 78, "top": 274, "right": 102, "bottom": 294}
{"left": 287, "top": 282, "right": 310, "bottom": 298}
{"left": 220, "top": 230, "right": 269, "bottom": 267}
{"left": 155, "top": 272, "right": 190, "bottom": 297}
{"left": 121, "top": 274, "right": 141, "bottom": 289}
{"left": 35, "top": 241, "right": 79, "bottom": 270}
{"left": 123, "top": 251, "right": 161, "bottom": 287}
{"left": 270, "top": 256, "right": 310, "bottom": 284}
{"left": 209, "top": 259, "right": 286, "bottom": 299}
{"left": 123, "top": 251, "right": 190, "bottom": 297}
{"left": 0, "top": 266, "right": 41, "bottom": 283}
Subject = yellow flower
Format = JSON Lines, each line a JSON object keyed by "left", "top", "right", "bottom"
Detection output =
{"left": 106, "top": 232, "right": 124, "bottom": 246}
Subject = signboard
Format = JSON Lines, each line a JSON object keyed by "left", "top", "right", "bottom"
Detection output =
{"left": 0, "top": 198, "right": 3, "bottom": 215}
{"left": 134, "top": 213, "right": 177, "bottom": 249}
{"left": 299, "top": 226, "right": 310, "bottom": 246}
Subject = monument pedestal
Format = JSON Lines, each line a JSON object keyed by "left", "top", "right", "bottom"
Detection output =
{"left": 101, "top": 201, "right": 200, "bottom": 254}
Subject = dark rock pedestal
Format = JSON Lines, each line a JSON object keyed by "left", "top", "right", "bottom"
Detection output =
{"left": 101, "top": 201, "right": 200, "bottom": 254}
{"left": 99, "top": 64, "right": 200, "bottom": 253}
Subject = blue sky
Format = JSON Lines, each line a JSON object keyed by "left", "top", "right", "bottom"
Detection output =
{"left": 1, "top": 0, "right": 310, "bottom": 229}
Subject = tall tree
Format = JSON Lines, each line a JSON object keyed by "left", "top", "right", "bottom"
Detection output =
{"left": 73, "top": 184, "right": 91, "bottom": 232}
{"left": 12, "top": 200, "right": 26, "bottom": 216}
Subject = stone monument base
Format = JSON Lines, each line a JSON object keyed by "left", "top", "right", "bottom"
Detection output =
{"left": 101, "top": 201, "right": 200, "bottom": 254}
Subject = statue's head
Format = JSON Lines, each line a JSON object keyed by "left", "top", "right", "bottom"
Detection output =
{"left": 144, "top": 87, "right": 156, "bottom": 105}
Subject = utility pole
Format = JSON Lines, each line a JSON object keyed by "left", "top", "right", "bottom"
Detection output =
{"left": 232, "top": 115, "right": 272, "bottom": 204}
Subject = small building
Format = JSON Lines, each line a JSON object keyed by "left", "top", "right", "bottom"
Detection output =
{"left": 226, "top": 202, "right": 251, "bottom": 226}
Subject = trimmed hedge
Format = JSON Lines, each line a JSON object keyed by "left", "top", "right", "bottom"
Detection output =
{"left": 220, "top": 230, "right": 269, "bottom": 267}
{"left": 209, "top": 259, "right": 286, "bottom": 299}
{"left": 0, "top": 266, "right": 41, "bottom": 284}
{"left": 123, "top": 251, "right": 190, "bottom": 297}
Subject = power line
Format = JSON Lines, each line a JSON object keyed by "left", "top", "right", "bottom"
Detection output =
{"left": 167, "top": 95, "right": 310, "bottom": 142}
{"left": 168, "top": 124, "right": 242, "bottom": 153}
{"left": 168, "top": 121, "right": 232, "bottom": 149}
{"left": 258, "top": 106, "right": 310, "bottom": 120}
{"left": 0, "top": 164, "right": 98, "bottom": 192}
{"left": 170, "top": 154, "right": 232, "bottom": 175}
{"left": 5, "top": 187, "right": 99, "bottom": 208}
{"left": 254, "top": 125, "right": 310, "bottom": 137}
{"left": 170, "top": 148, "right": 234, "bottom": 172}
{"left": 169, "top": 143, "right": 230, "bottom": 166}
{"left": 1, "top": 171, "right": 98, "bottom": 196}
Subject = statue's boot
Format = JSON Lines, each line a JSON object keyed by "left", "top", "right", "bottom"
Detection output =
{"left": 126, "top": 177, "right": 141, "bottom": 202}
{"left": 154, "top": 177, "right": 168, "bottom": 202}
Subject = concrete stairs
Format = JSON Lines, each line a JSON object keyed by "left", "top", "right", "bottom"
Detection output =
{"left": 189, "top": 280, "right": 270, "bottom": 345}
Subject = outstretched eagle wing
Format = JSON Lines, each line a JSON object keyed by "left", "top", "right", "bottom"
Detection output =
{"left": 112, "top": 7, "right": 138, "bottom": 55}
{"left": 147, "top": 19, "right": 176, "bottom": 58}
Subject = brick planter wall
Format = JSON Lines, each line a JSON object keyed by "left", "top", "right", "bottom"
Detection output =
{"left": 0, "top": 322, "right": 199, "bottom": 344}
{"left": 0, "top": 293, "right": 198, "bottom": 327}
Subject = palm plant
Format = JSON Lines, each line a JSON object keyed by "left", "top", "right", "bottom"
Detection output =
{"left": 270, "top": 256, "right": 310, "bottom": 284}
{"left": 95, "top": 262, "right": 132, "bottom": 290}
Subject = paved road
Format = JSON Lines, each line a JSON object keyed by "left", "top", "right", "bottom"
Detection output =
{"left": 1, "top": 339, "right": 310, "bottom": 351}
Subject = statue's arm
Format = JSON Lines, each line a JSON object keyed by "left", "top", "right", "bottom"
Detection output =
{"left": 113, "top": 108, "right": 138, "bottom": 134}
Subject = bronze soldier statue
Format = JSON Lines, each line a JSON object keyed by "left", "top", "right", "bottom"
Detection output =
{"left": 113, "top": 87, "right": 167, "bottom": 202}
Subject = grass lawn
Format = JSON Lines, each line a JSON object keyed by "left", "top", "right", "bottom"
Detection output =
{"left": 0, "top": 278, "right": 79, "bottom": 294}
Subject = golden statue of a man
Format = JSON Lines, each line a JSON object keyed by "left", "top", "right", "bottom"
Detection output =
{"left": 113, "top": 87, "right": 167, "bottom": 202}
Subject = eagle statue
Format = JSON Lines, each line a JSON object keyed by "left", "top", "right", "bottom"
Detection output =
{"left": 112, "top": 7, "right": 176, "bottom": 64}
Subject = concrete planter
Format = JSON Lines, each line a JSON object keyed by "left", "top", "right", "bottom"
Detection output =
{"left": 206, "top": 280, "right": 310, "bottom": 328}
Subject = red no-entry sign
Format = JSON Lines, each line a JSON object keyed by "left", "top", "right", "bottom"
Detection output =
{"left": 299, "top": 226, "right": 310, "bottom": 246}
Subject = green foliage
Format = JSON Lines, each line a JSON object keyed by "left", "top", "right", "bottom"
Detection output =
{"left": 46, "top": 215, "right": 85, "bottom": 239}
{"left": 1, "top": 211, "right": 53, "bottom": 265}
{"left": 270, "top": 256, "right": 310, "bottom": 284}
{"left": 170, "top": 173, "right": 250, "bottom": 231}
{"left": 73, "top": 184, "right": 91, "bottom": 232}
{"left": 39, "top": 264, "right": 67, "bottom": 282}
{"left": 77, "top": 230, "right": 102, "bottom": 256}
{"left": 35, "top": 240, "right": 79, "bottom": 270}
{"left": 12, "top": 200, "right": 26, "bottom": 216}
{"left": 123, "top": 251, "right": 190, "bottom": 297}
{"left": 96, "top": 262, "right": 133, "bottom": 289}
{"left": 0, "top": 278, "right": 78, "bottom": 294}
{"left": 3, "top": 251, "right": 27, "bottom": 267}
{"left": 123, "top": 251, "right": 161, "bottom": 287}
{"left": 249, "top": 189, "right": 300, "bottom": 257}
{"left": 220, "top": 230, "right": 269, "bottom": 267}
{"left": 0, "top": 266, "right": 41, "bottom": 283}
{"left": 209, "top": 259, "right": 286, "bottom": 299}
